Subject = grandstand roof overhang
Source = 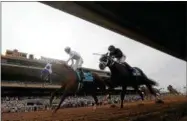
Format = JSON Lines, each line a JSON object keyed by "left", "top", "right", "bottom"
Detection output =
{"left": 41, "top": 2, "right": 186, "bottom": 61}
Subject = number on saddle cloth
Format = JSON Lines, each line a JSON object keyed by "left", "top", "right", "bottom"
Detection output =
{"left": 132, "top": 68, "right": 141, "bottom": 76}
{"left": 76, "top": 70, "right": 94, "bottom": 82}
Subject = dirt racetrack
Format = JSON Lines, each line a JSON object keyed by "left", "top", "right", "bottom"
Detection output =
{"left": 2, "top": 96, "right": 187, "bottom": 121}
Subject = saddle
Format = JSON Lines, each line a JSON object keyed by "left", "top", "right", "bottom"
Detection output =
{"left": 120, "top": 62, "right": 141, "bottom": 76}
{"left": 76, "top": 68, "right": 94, "bottom": 82}
{"left": 76, "top": 68, "right": 94, "bottom": 91}
{"left": 121, "top": 62, "right": 133, "bottom": 73}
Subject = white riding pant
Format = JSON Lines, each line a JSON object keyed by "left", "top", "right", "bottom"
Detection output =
{"left": 72, "top": 58, "right": 83, "bottom": 70}
{"left": 117, "top": 55, "right": 126, "bottom": 63}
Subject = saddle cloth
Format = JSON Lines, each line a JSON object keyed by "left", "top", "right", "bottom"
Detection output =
{"left": 76, "top": 70, "right": 94, "bottom": 91}
{"left": 132, "top": 68, "right": 141, "bottom": 76}
{"left": 76, "top": 70, "right": 94, "bottom": 82}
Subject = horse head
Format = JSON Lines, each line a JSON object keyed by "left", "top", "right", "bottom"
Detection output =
{"left": 99, "top": 54, "right": 115, "bottom": 70}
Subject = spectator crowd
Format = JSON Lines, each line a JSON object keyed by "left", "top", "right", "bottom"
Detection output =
{"left": 1, "top": 95, "right": 142, "bottom": 113}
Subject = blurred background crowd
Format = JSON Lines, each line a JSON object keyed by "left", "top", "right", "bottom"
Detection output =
{"left": 1, "top": 94, "right": 144, "bottom": 113}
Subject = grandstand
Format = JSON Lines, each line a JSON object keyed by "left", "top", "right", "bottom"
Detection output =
{"left": 1, "top": 49, "right": 137, "bottom": 96}
{"left": 1, "top": 49, "right": 142, "bottom": 114}
{"left": 2, "top": 49, "right": 137, "bottom": 97}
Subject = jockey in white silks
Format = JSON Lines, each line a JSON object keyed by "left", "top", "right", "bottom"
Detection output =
{"left": 64, "top": 47, "right": 84, "bottom": 88}
{"left": 64, "top": 47, "right": 83, "bottom": 71}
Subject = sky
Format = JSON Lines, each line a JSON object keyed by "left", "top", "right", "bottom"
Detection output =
{"left": 2, "top": 2, "right": 187, "bottom": 92}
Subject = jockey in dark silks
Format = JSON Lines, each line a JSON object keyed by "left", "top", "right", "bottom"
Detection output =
{"left": 107, "top": 45, "right": 133, "bottom": 74}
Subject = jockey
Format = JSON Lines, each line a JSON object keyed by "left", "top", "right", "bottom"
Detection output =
{"left": 44, "top": 63, "right": 52, "bottom": 82}
{"left": 64, "top": 47, "right": 84, "bottom": 79}
{"left": 108, "top": 45, "right": 126, "bottom": 64}
{"left": 108, "top": 45, "right": 133, "bottom": 74}
{"left": 44, "top": 63, "right": 52, "bottom": 74}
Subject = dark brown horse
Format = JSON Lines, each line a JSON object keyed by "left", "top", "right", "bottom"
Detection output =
{"left": 41, "top": 63, "right": 107, "bottom": 113}
{"left": 99, "top": 54, "right": 164, "bottom": 108}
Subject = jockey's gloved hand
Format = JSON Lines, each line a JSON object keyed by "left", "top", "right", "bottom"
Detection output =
{"left": 110, "top": 56, "right": 115, "bottom": 60}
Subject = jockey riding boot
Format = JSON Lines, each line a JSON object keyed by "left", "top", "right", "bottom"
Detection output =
{"left": 80, "top": 68, "right": 85, "bottom": 80}
{"left": 77, "top": 68, "right": 84, "bottom": 87}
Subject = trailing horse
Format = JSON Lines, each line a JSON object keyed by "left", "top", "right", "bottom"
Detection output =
{"left": 99, "top": 54, "right": 164, "bottom": 108}
{"left": 167, "top": 85, "right": 180, "bottom": 95}
{"left": 40, "top": 63, "right": 107, "bottom": 113}
{"left": 140, "top": 86, "right": 162, "bottom": 100}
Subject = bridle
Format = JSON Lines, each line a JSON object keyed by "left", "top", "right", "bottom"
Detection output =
{"left": 100, "top": 55, "right": 115, "bottom": 68}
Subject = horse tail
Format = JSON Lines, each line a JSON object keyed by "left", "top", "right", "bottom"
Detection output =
{"left": 146, "top": 78, "right": 159, "bottom": 86}
{"left": 134, "top": 67, "right": 159, "bottom": 86}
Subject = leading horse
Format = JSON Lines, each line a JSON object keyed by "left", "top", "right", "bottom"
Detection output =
{"left": 99, "top": 54, "right": 163, "bottom": 108}
{"left": 40, "top": 63, "right": 107, "bottom": 113}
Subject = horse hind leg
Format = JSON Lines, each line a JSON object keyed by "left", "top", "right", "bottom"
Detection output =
{"left": 146, "top": 84, "right": 164, "bottom": 104}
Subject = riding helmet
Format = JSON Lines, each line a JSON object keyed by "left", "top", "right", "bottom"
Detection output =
{"left": 65, "top": 47, "right": 71, "bottom": 53}
{"left": 108, "top": 45, "right": 115, "bottom": 51}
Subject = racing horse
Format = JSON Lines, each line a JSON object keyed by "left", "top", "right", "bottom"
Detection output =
{"left": 140, "top": 86, "right": 162, "bottom": 100}
{"left": 40, "top": 63, "right": 107, "bottom": 113}
{"left": 99, "top": 54, "right": 164, "bottom": 108}
{"left": 167, "top": 85, "right": 180, "bottom": 95}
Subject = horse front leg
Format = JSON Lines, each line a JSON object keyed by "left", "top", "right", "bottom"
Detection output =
{"left": 146, "top": 84, "right": 164, "bottom": 104}
{"left": 102, "top": 87, "right": 113, "bottom": 105}
{"left": 49, "top": 88, "right": 62, "bottom": 109}
{"left": 53, "top": 91, "right": 68, "bottom": 114}
{"left": 120, "top": 86, "right": 127, "bottom": 108}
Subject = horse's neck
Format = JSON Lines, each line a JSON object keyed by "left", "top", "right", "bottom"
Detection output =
{"left": 108, "top": 64, "right": 118, "bottom": 76}
{"left": 109, "top": 63, "right": 125, "bottom": 76}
